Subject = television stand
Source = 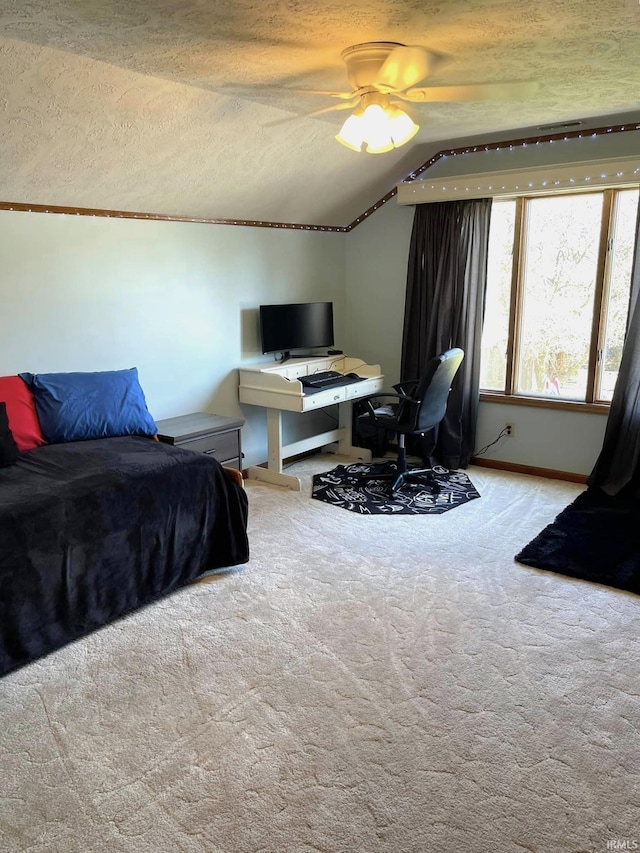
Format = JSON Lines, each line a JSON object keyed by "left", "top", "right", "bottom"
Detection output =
{"left": 239, "top": 355, "right": 384, "bottom": 490}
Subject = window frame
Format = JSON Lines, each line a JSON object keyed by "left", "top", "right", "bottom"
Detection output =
{"left": 481, "top": 186, "right": 637, "bottom": 412}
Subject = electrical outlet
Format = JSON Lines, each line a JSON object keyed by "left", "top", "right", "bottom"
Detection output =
{"left": 505, "top": 423, "right": 514, "bottom": 436}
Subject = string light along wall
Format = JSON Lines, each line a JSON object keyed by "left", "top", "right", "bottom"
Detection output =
{"left": 396, "top": 123, "right": 640, "bottom": 205}
{"left": 0, "top": 202, "right": 348, "bottom": 233}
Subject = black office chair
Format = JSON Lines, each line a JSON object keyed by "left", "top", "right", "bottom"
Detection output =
{"left": 357, "top": 348, "right": 464, "bottom": 494}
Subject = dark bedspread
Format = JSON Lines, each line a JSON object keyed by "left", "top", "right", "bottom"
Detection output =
{"left": 0, "top": 436, "right": 249, "bottom": 677}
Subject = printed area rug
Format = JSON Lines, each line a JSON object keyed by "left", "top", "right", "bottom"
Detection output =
{"left": 311, "top": 462, "right": 480, "bottom": 515}
{"left": 515, "top": 487, "right": 640, "bottom": 595}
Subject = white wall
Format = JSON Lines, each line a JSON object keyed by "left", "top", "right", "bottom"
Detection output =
{"left": 343, "top": 198, "right": 608, "bottom": 477}
{"left": 475, "top": 400, "right": 607, "bottom": 474}
{"left": 0, "top": 198, "right": 611, "bottom": 477}
{"left": 0, "top": 210, "right": 345, "bottom": 467}
{"left": 345, "top": 199, "right": 415, "bottom": 383}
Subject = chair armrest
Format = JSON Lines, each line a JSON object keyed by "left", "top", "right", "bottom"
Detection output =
{"left": 393, "top": 379, "right": 419, "bottom": 397}
{"left": 367, "top": 392, "right": 420, "bottom": 405}
{"left": 360, "top": 392, "right": 419, "bottom": 419}
{"left": 367, "top": 392, "right": 405, "bottom": 402}
{"left": 361, "top": 393, "right": 399, "bottom": 419}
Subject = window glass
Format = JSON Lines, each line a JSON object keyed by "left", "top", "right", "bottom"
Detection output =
{"left": 480, "top": 201, "right": 515, "bottom": 391}
{"left": 516, "top": 194, "right": 603, "bottom": 400}
{"left": 598, "top": 189, "right": 639, "bottom": 401}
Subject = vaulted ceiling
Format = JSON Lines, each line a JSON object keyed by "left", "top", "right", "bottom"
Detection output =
{"left": 1, "top": 0, "right": 639, "bottom": 227}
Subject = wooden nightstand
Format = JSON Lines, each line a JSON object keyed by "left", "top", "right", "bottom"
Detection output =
{"left": 155, "top": 412, "right": 245, "bottom": 471}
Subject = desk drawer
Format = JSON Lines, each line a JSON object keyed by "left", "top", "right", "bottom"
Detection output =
{"left": 301, "top": 387, "right": 347, "bottom": 409}
{"left": 178, "top": 430, "right": 240, "bottom": 463}
{"left": 345, "top": 378, "right": 383, "bottom": 399}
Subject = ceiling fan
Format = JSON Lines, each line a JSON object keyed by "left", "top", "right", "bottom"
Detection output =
{"left": 284, "top": 42, "right": 537, "bottom": 154}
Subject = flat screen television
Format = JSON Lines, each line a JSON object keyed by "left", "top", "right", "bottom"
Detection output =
{"left": 259, "top": 301, "right": 334, "bottom": 360}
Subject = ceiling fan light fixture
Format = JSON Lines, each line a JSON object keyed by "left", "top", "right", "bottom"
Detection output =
{"left": 335, "top": 111, "right": 366, "bottom": 151}
{"left": 387, "top": 105, "right": 419, "bottom": 147}
{"left": 336, "top": 99, "right": 419, "bottom": 154}
{"left": 365, "top": 136, "right": 395, "bottom": 154}
{"left": 360, "top": 103, "right": 394, "bottom": 153}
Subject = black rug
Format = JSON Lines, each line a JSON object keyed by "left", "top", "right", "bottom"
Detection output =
{"left": 515, "top": 487, "right": 640, "bottom": 595}
{"left": 311, "top": 462, "right": 480, "bottom": 515}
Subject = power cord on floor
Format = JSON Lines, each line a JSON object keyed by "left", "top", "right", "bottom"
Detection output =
{"left": 474, "top": 426, "right": 511, "bottom": 457}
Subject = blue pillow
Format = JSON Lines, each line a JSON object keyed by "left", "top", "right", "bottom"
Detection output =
{"left": 19, "top": 368, "right": 158, "bottom": 444}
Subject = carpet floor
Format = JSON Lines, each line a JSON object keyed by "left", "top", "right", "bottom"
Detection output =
{"left": 1, "top": 455, "right": 639, "bottom": 853}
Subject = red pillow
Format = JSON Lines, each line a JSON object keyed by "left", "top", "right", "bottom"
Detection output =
{"left": 0, "top": 375, "right": 47, "bottom": 451}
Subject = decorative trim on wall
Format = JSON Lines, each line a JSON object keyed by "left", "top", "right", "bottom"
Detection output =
{"left": 396, "top": 122, "right": 640, "bottom": 206}
{"left": 397, "top": 155, "right": 640, "bottom": 205}
{"left": 0, "top": 201, "right": 348, "bottom": 233}
{"left": 1, "top": 122, "right": 637, "bottom": 232}
{"left": 343, "top": 189, "right": 398, "bottom": 231}
{"left": 401, "top": 122, "right": 639, "bottom": 182}
{"left": 344, "top": 122, "right": 640, "bottom": 228}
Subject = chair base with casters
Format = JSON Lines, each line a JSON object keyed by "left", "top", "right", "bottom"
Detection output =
{"left": 356, "top": 347, "right": 465, "bottom": 496}
{"left": 392, "top": 435, "right": 443, "bottom": 493}
{"left": 360, "top": 434, "right": 443, "bottom": 494}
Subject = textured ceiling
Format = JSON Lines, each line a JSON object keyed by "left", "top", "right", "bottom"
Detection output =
{"left": 1, "top": 0, "right": 639, "bottom": 226}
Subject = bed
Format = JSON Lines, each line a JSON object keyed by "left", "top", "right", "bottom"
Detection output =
{"left": 0, "top": 370, "right": 249, "bottom": 678}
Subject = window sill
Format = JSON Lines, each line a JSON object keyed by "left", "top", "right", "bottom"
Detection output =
{"left": 479, "top": 392, "right": 610, "bottom": 415}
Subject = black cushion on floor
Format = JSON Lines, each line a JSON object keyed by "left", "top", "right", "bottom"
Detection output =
{"left": 516, "top": 487, "right": 640, "bottom": 595}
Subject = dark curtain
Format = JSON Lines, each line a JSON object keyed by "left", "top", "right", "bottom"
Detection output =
{"left": 588, "top": 195, "right": 640, "bottom": 496}
{"left": 401, "top": 198, "right": 492, "bottom": 469}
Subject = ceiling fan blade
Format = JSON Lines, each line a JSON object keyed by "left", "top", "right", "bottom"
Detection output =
{"left": 305, "top": 101, "right": 359, "bottom": 117}
{"left": 264, "top": 100, "right": 358, "bottom": 128}
{"left": 389, "top": 101, "right": 420, "bottom": 124}
{"left": 218, "top": 85, "right": 354, "bottom": 100}
{"left": 375, "top": 45, "right": 447, "bottom": 92}
{"left": 278, "top": 89, "right": 356, "bottom": 99}
{"left": 400, "top": 80, "right": 539, "bottom": 103}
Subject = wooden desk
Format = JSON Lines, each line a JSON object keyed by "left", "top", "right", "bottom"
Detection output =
{"left": 239, "top": 356, "right": 383, "bottom": 490}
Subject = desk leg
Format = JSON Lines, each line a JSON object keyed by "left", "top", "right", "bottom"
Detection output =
{"left": 336, "top": 401, "right": 372, "bottom": 462}
{"left": 245, "top": 408, "right": 302, "bottom": 491}
{"left": 267, "top": 408, "right": 284, "bottom": 472}
{"left": 246, "top": 402, "right": 372, "bottom": 491}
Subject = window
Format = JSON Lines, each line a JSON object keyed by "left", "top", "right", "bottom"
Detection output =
{"left": 480, "top": 187, "right": 639, "bottom": 406}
